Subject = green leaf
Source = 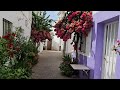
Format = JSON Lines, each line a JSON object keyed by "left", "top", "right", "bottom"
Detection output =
{"left": 32, "top": 11, "right": 54, "bottom": 32}
{"left": 0, "top": 44, "right": 3, "bottom": 50}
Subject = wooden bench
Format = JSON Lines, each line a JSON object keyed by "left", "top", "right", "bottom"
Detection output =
{"left": 70, "top": 64, "right": 90, "bottom": 79}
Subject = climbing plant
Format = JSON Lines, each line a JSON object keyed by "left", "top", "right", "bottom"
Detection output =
{"left": 31, "top": 11, "right": 54, "bottom": 47}
{"left": 54, "top": 11, "right": 93, "bottom": 62}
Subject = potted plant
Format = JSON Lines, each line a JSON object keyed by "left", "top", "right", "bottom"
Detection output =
{"left": 59, "top": 54, "right": 74, "bottom": 77}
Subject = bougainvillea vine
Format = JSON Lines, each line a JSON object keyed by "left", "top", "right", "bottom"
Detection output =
{"left": 54, "top": 11, "right": 93, "bottom": 62}
{"left": 31, "top": 11, "right": 53, "bottom": 44}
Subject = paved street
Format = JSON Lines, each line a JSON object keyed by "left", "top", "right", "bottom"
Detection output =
{"left": 32, "top": 50, "right": 76, "bottom": 79}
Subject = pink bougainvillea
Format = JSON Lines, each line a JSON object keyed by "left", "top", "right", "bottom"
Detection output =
{"left": 54, "top": 11, "right": 93, "bottom": 42}
{"left": 54, "top": 11, "right": 93, "bottom": 61}
{"left": 31, "top": 29, "right": 51, "bottom": 43}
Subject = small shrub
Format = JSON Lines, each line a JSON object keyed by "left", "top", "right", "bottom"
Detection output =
{"left": 0, "top": 66, "right": 31, "bottom": 79}
{"left": 59, "top": 54, "right": 74, "bottom": 77}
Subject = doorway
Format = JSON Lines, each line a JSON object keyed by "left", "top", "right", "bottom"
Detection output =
{"left": 47, "top": 40, "right": 52, "bottom": 50}
{"left": 102, "top": 21, "right": 119, "bottom": 79}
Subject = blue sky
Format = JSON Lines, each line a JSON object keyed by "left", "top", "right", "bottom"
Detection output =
{"left": 46, "top": 11, "right": 59, "bottom": 21}
{"left": 46, "top": 11, "right": 99, "bottom": 20}
{"left": 46, "top": 11, "right": 59, "bottom": 31}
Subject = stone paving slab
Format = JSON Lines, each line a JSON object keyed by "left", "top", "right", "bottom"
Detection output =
{"left": 32, "top": 50, "right": 79, "bottom": 79}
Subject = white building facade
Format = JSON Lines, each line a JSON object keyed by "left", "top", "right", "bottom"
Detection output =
{"left": 0, "top": 11, "right": 47, "bottom": 53}
{"left": 0, "top": 11, "right": 32, "bottom": 38}
{"left": 57, "top": 11, "right": 74, "bottom": 54}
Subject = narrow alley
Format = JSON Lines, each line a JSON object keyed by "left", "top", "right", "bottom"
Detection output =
{"left": 32, "top": 50, "right": 74, "bottom": 79}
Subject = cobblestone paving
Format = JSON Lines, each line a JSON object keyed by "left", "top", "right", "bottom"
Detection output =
{"left": 32, "top": 50, "right": 78, "bottom": 79}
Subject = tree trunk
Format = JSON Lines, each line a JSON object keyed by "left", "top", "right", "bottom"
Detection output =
{"left": 75, "top": 33, "right": 80, "bottom": 63}
{"left": 75, "top": 44, "right": 78, "bottom": 63}
{"left": 63, "top": 41, "right": 66, "bottom": 56}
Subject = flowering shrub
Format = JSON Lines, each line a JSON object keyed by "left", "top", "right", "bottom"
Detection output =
{"left": 3, "top": 33, "right": 18, "bottom": 57}
{"left": 31, "top": 30, "right": 51, "bottom": 43}
{"left": 54, "top": 11, "right": 93, "bottom": 62}
{"left": 54, "top": 11, "right": 93, "bottom": 42}
{"left": 31, "top": 11, "right": 53, "bottom": 44}
{"left": 0, "top": 33, "right": 19, "bottom": 66}
{"left": 0, "top": 27, "right": 39, "bottom": 79}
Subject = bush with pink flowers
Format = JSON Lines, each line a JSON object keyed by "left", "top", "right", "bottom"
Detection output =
{"left": 31, "top": 11, "right": 53, "bottom": 47}
{"left": 54, "top": 11, "right": 93, "bottom": 61}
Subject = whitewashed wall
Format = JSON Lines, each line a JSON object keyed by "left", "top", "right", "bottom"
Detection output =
{"left": 0, "top": 11, "right": 44, "bottom": 53}
{"left": 50, "top": 21, "right": 61, "bottom": 51}
{"left": 51, "top": 11, "right": 65, "bottom": 51}
{"left": 60, "top": 39, "right": 64, "bottom": 51}
{"left": 38, "top": 42, "right": 44, "bottom": 53}
{"left": 0, "top": 11, "right": 32, "bottom": 39}
{"left": 52, "top": 35, "right": 61, "bottom": 51}
{"left": 65, "top": 33, "right": 74, "bottom": 54}
{"left": 92, "top": 11, "right": 99, "bottom": 15}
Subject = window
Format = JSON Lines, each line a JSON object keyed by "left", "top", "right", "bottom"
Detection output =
{"left": 3, "top": 18, "right": 13, "bottom": 35}
{"left": 78, "top": 29, "right": 92, "bottom": 56}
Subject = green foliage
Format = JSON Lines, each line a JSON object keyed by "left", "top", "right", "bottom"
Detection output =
{"left": 62, "top": 54, "right": 72, "bottom": 62}
{"left": 0, "top": 38, "right": 9, "bottom": 65}
{"left": 0, "top": 27, "right": 39, "bottom": 79}
{"left": 59, "top": 54, "right": 74, "bottom": 77}
{"left": 0, "top": 66, "right": 31, "bottom": 79}
{"left": 14, "top": 39, "right": 38, "bottom": 69}
{"left": 32, "top": 11, "right": 54, "bottom": 32}
{"left": 13, "top": 28, "right": 38, "bottom": 69}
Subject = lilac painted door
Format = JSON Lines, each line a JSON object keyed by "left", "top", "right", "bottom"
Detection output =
{"left": 102, "top": 21, "right": 119, "bottom": 79}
